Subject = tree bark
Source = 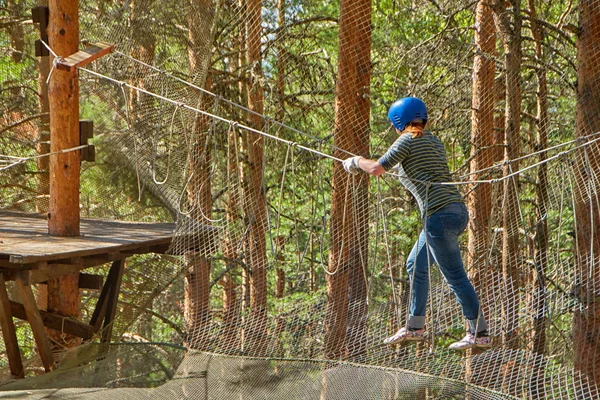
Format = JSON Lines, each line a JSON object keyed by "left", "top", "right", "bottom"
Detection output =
{"left": 324, "top": 0, "right": 371, "bottom": 362}
{"left": 493, "top": 0, "right": 522, "bottom": 351}
{"left": 527, "top": 0, "right": 548, "bottom": 359}
{"left": 244, "top": 0, "right": 268, "bottom": 357}
{"left": 466, "top": 0, "right": 496, "bottom": 392}
{"left": 8, "top": 0, "right": 24, "bottom": 63}
{"left": 46, "top": 0, "right": 81, "bottom": 348}
{"left": 573, "top": 0, "right": 600, "bottom": 393}
{"left": 183, "top": 0, "right": 216, "bottom": 352}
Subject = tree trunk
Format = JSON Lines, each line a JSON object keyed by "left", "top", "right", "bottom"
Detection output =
{"left": 183, "top": 0, "right": 216, "bottom": 352}
{"left": 244, "top": 0, "right": 268, "bottom": 357}
{"left": 8, "top": 0, "right": 25, "bottom": 63}
{"left": 275, "top": 0, "right": 287, "bottom": 124}
{"left": 221, "top": 120, "right": 243, "bottom": 352}
{"left": 46, "top": 0, "right": 81, "bottom": 348}
{"left": 324, "top": 0, "right": 371, "bottom": 362}
{"left": 573, "top": 0, "right": 600, "bottom": 393}
{"left": 493, "top": 0, "right": 522, "bottom": 351}
{"left": 466, "top": 0, "right": 496, "bottom": 392}
{"left": 527, "top": 0, "right": 548, "bottom": 359}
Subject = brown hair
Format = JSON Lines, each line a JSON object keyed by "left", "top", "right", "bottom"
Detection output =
{"left": 402, "top": 122, "right": 425, "bottom": 138}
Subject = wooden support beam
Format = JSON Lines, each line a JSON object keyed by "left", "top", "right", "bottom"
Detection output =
{"left": 101, "top": 259, "right": 125, "bottom": 343}
{"left": 0, "top": 275, "right": 24, "bottom": 378}
{"left": 89, "top": 262, "right": 120, "bottom": 329}
{"left": 36, "top": 273, "right": 104, "bottom": 290}
{"left": 28, "top": 261, "right": 82, "bottom": 285}
{"left": 9, "top": 301, "right": 95, "bottom": 340}
{"left": 78, "top": 274, "right": 103, "bottom": 290}
{"left": 16, "top": 278, "right": 55, "bottom": 372}
{"left": 55, "top": 42, "right": 114, "bottom": 72}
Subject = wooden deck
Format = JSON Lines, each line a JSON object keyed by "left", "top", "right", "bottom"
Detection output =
{"left": 0, "top": 211, "right": 175, "bottom": 267}
{"left": 0, "top": 211, "right": 181, "bottom": 378}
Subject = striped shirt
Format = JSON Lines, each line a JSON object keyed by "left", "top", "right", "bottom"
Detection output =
{"left": 377, "top": 131, "right": 462, "bottom": 217}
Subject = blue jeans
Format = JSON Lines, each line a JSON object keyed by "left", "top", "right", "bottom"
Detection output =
{"left": 405, "top": 202, "right": 487, "bottom": 333}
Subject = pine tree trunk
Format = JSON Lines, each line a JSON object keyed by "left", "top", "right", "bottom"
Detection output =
{"left": 46, "top": 0, "right": 81, "bottom": 348}
{"left": 466, "top": 0, "right": 496, "bottom": 392}
{"left": 184, "top": 0, "right": 216, "bottom": 351}
{"left": 573, "top": 0, "right": 600, "bottom": 393}
{"left": 324, "top": 0, "right": 371, "bottom": 363}
{"left": 245, "top": 0, "right": 268, "bottom": 356}
{"left": 493, "top": 0, "right": 522, "bottom": 351}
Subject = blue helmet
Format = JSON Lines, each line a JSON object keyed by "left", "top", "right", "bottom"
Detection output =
{"left": 387, "top": 97, "right": 428, "bottom": 131}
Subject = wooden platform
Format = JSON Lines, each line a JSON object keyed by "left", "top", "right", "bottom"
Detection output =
{"left": 0, "top": 211, "right": 175, "bottom": 267}
{"left": 0, "top": 211, "right": 180, "bottom": 378}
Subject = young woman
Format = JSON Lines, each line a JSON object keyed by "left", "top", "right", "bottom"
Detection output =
{"left": 342, "top": 97, "right": 491, "bottom": 350}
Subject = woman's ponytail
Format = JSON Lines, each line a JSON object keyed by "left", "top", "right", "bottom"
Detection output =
{"left": 403, "top": 122, "right": 425, "bottom": 138}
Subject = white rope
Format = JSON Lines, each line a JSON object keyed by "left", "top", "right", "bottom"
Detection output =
{"left": 39, "top": 40, "right": 63, "bottom": 84}
{"left": 112, "top": 50, "right": 355, "bottom": 158}
{"left": 77, "top": 66, "right": 600, "bottom": 190}
{"left": 457, "top": 130, "right": 600, "bottom": 180}
{"left": 377, "top": 179, "right": 402, "bottom": 330}
{"left": 79, "top": 66, "right": 343, "bottom": 163}
{"left": 0, "top": 144, "right": 89, "bottom": 172}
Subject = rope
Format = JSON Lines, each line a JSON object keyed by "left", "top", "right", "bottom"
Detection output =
{"left": 376, "top": 179, "right": 402, "bottom": 329}
{"left": 456, "top": 130, "right": 600, "bottom": 180}
{"left": 0, "top": 144, "right": 90, "bottom": 172}
{"left": 76, "top": 65, "right": 600, "bottom": 190}
{"left": 79, "top": 67, "right": 343, "bottom": 163}
{"left": 112, "top": 50, "right": 355, "bottom": 159}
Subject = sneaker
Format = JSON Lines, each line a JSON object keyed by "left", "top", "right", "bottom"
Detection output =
{"left": 383, "top": 327, "right": 426, "bottom": 345}
{"left": 448, "top": 332, "right": 492, "bottom": 350}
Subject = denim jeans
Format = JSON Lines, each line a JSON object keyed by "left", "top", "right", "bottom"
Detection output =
{"left": 405, "top": 202, "right": 488, "bottom": 333}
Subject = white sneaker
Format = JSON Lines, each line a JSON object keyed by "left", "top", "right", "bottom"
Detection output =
{"left": 448, "top": 332, "right": 492, "bottom": 350}
{"left": 383, "top": 327, "right": 426, "bottom": 345}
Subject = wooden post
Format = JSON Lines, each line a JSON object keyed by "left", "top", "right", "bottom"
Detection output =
{"left": 48, "top": 0, "right": 80, "bottom": 236}
{"left": 0, "top": 275, "right": 24, "bottom": 378}
{"left": 46, "top": 0, "right": 81, "bottom": 349}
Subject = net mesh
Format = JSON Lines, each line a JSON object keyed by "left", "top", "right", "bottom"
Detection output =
{"left": 1, "top": 0, "right": 600, "bottom": 398}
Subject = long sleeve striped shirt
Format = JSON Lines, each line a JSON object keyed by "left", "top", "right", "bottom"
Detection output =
{"left": 377, "top": 131, "right": 462, "bottom": 217}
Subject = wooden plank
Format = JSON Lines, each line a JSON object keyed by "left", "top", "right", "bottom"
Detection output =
{"left": 0, "top": 211, "right": 177, "bottom": 265}
{"left": 101, "top": 259, "right": 125, "bottom": 343}
{"left": 9, "top": 300, "right": 95, "bottom": 340}
{"left": 55, "top": 42, "right": 114, "bottom": 72}
{"left": 0, "top": 275, "right": 24, "bottom": 378}
{"left": 16, "top": 278, "right": 55, "bottom": 372}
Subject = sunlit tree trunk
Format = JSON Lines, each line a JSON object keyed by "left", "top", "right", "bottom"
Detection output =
{"left": 573, "top": 0, "right": 600, "bottom": 393}
{"left": 46, "top": 0, "right": 81, "bottom": 348}
{"left": 183, "top": 0, "right": 216, "bottom": 351}
{"left": 466, "top": 0, "right": 496, "bottom": 392}
{"left": 244, "top": 0, "right": 268, "bottom": 357}
{"left": 493, "top": 0, "right": 522, "bottom": 352}
{"left": 324, "top": 0, "right": 371, "bottom": 363}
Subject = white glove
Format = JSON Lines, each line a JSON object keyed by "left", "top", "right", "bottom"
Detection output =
{"left": 342, "top": 156, "right": 361, "bottom": 175}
